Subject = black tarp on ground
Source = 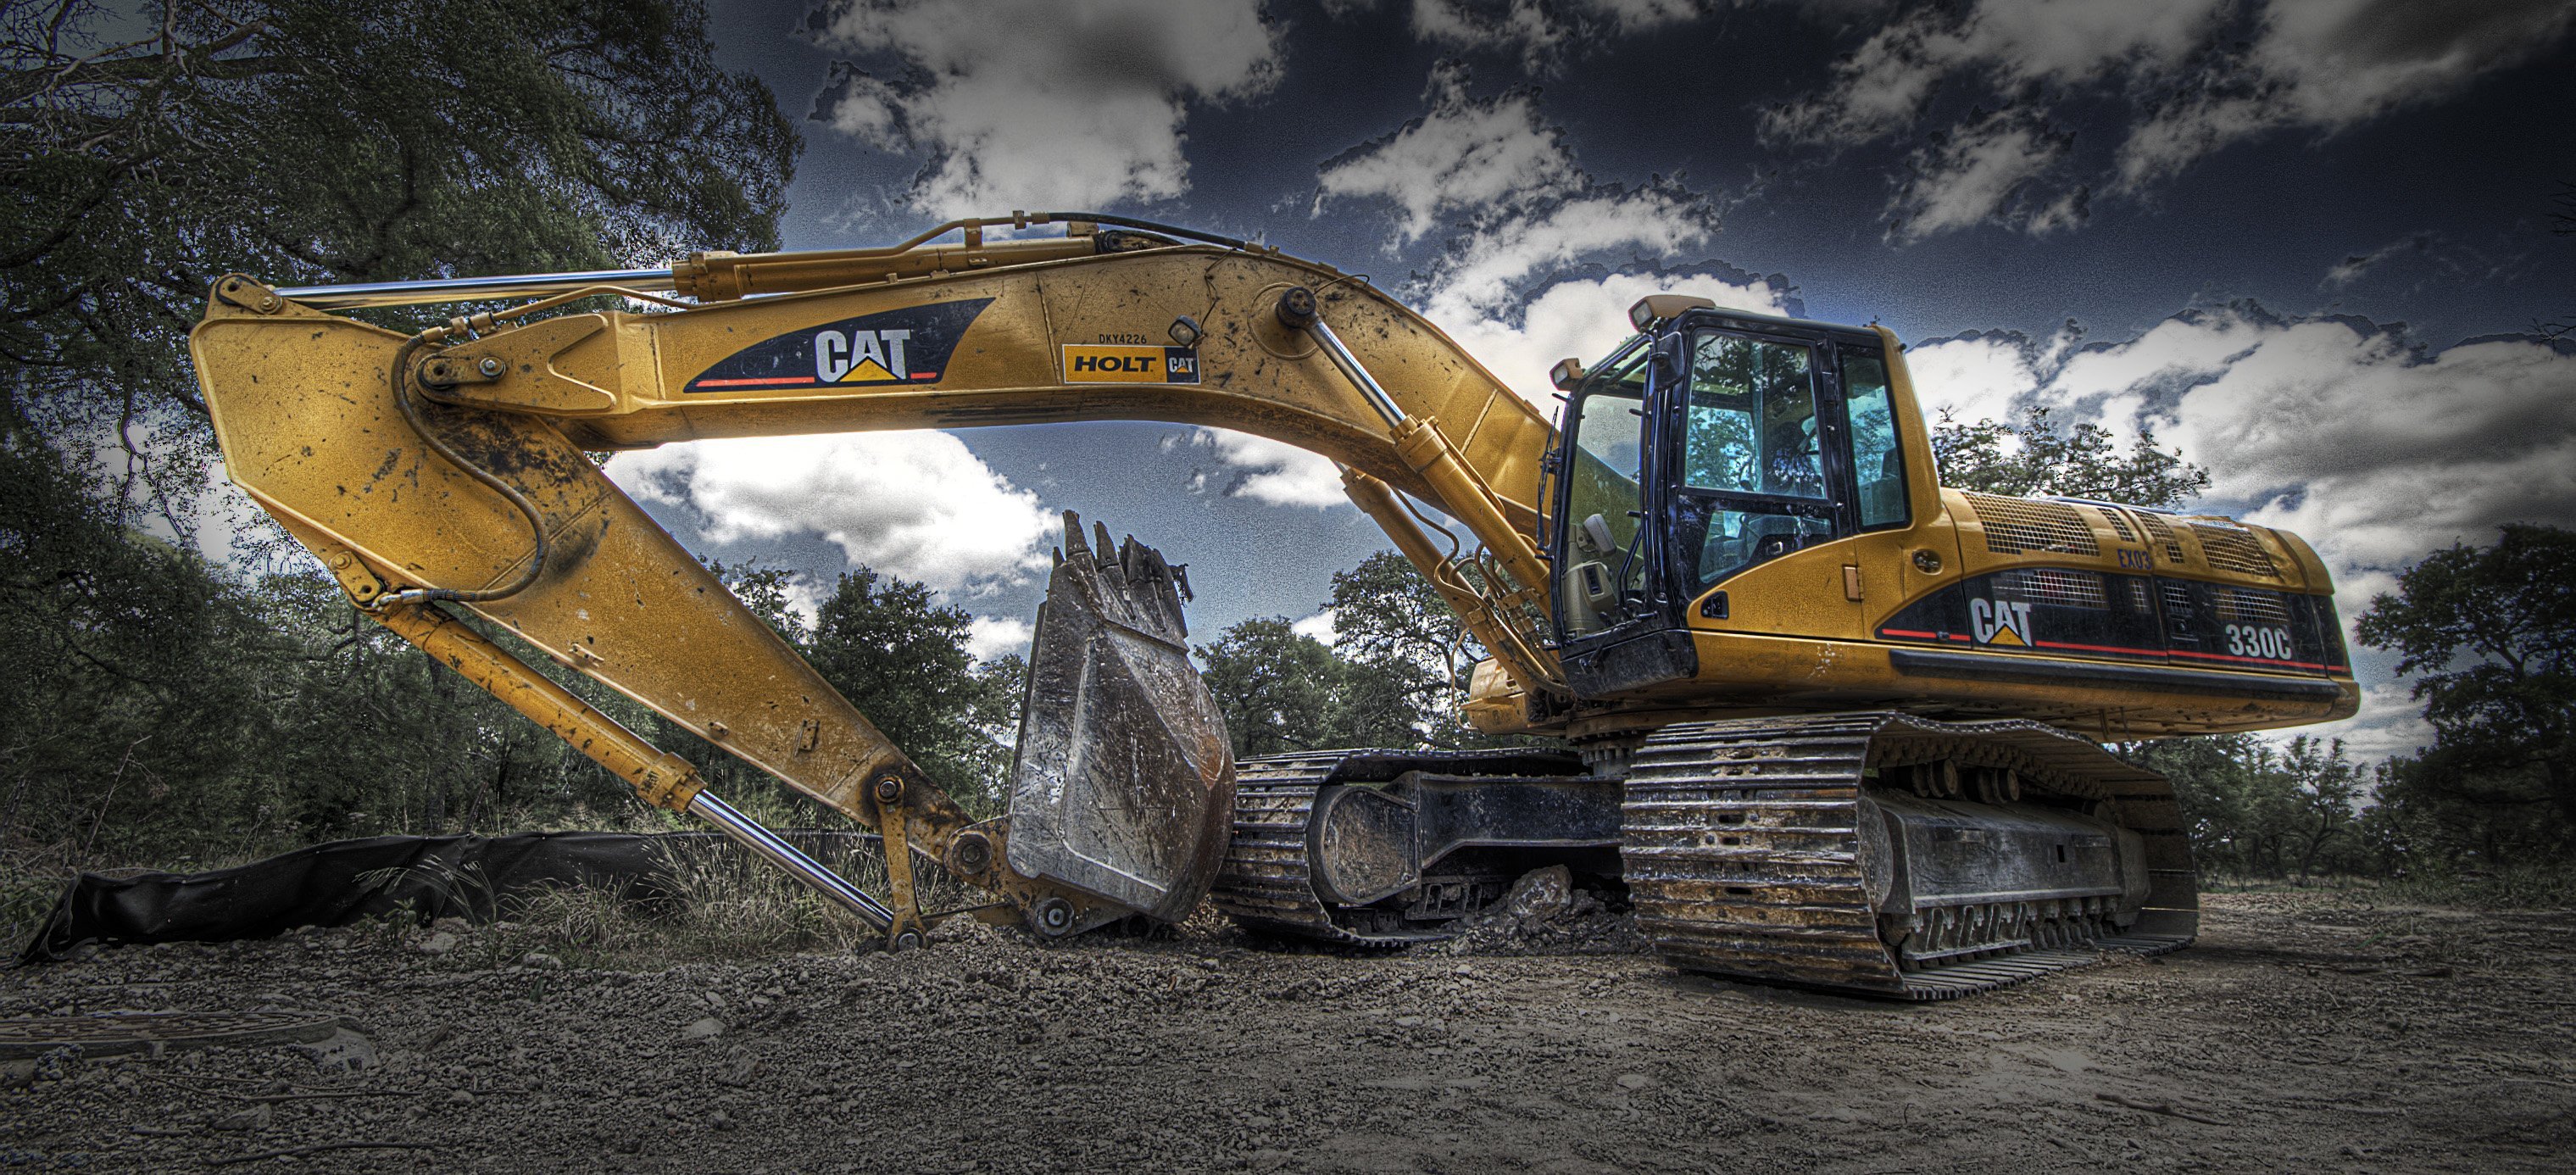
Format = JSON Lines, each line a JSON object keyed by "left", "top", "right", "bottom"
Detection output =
{"left": 20, "top": 830, "right": 877, "bottom": 963}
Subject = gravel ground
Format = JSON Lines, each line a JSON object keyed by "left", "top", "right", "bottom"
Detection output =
{"left": 2, "top": 890, "right": 2571, "bottom": 1172}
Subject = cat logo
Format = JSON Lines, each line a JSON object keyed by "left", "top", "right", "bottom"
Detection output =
{"left": 682, "top": 299, "right": 990, "bottom": 393}
{"left": 1969, "top": 598, "right": 2034, "bottom": 648}
{"left": 815, "top": 328, "right": 911, "bottom": 383}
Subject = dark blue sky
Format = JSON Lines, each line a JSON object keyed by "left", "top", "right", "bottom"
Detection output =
{"left": 644, "top": 0, "right": 2576, "bottom": 758}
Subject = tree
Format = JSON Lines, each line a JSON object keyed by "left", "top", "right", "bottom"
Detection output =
{"left": 2123, "top": 732, "right": 2365, "bottom": 881}
{"left": 2277, "top": 737, "right": 2366, "bottom": 882}
{"left": 1328, "top": 553, "right": 1470, "bottom": 690}
{"left": 0, "top": 3, "right": 801, "bottom": 868}
{"left": 1930, "top": 405, "right": 2210, "bottom": 507}
{"left": 803, "top": 568, "right": 1016, "bottom": 812}
{"left": 706, "top": 558, "right": 812, "bottom": 646}
{"left": 1325, "top": 552, "right": 1473, "bottom": 746}
{"left": 3, "top": 0, "right": 797, "bottom": 527}
{"left": 2355, "top": 524, "right": 2576, "bottom": 834}
{"left": 1197, "top": 618, "right": 1345, "bottom": 759}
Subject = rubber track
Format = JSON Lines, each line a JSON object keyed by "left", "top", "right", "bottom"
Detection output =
{"left": 1621, "top": 712, "right": 2197, "bottom": 1000}
{"left": 1205, "top": 754, "right": 1438, "bottom": 948}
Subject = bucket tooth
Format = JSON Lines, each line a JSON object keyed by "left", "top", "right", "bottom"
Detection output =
{"left": 1004, "top": 512, "right": 1234, "bottom": 933}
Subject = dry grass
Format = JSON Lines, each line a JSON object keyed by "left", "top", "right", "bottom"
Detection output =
{"left": 2374, "top": 863, "right": 2576, "bottom": 910}
{"left": 387, "top": 834, "right": 996, "bottom": 969}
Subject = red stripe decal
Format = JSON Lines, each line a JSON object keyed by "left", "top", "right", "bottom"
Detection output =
{"left": 693, "top": 376, "right": 818, "bottom": 387}
{"left": 2168, "top": 648, "right": 2328, "bottom": 671}
{"left": 1878, "top": 629, "right": 1975, "bottom": 643}
{"left": 2032, "top": 638, "right": 2163, "bottom": 656}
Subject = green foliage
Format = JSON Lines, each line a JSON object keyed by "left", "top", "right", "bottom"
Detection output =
{"left": 1197, "top": 618, "right": 1349, "bottom": 758}
{"left": 2126, "top": 733, "right": 2369, "bottom": 881}
{"left": 801, "top": 568, "right": 1019, "bottom": 813}
{"left": 1197, "top": 553, "right": 1561, "bottom": 758}
{"left": 2355, "top": 523, "right": 2576, "bottom": 816}
{"left": 1930, "top": 405, "right": 2210, "bottom": 507}
{"left": 1328, "top": 552, "right": 1470, "bottom": 687}
{"left": 0, "top": 1, "right": 804, "bottom": 875}
{"left": 0, "top": 420, "right": 659, "bottom": 869}
{"left": 2374, "top": 861, "right": 2576, "bottom": 910}
{"left": 2356, "top": 523, "right": 2576, "bottom": 861}
{"left": 704, "top": 558, "right": 813, "bottom": 646}
{"left": 1327, "top": 551, "right": 1481, "bottom": 747}
{"left": 3, "top": 0, "right": 796, "bottom": 460}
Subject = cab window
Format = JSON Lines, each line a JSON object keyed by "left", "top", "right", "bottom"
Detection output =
{"left": 1840, "top": 348, "right": 1907, "bottom": 530}
{"left": 1683, "top": 336, "right": 1825, "bottom": 498}
{"left": 1559, "top": 388, "right": 1645, "bottom": 637}
{"left": 1677, "top": 333, "right": 1833, "bottom": 592}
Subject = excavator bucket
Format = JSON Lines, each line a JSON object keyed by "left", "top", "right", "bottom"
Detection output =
{"left": 1005, "top": 513, "right": 1236, "bottom": 933}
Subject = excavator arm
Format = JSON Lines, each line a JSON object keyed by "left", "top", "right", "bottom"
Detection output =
{"left": 188, "top": 214, "right": 1566, "bottom": 943}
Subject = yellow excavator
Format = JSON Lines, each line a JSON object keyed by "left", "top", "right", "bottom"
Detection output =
{"left": 188, "top": 214, "right": 2357, "bottom": 999}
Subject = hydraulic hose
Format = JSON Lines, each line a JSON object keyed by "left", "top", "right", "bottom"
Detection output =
{"left": 372, "top": 332, "right": 552, "bottom": 609}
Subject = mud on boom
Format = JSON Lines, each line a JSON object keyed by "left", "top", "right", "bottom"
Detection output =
{"left": 190, "top": 214, "right": 2356, "bottom": 998}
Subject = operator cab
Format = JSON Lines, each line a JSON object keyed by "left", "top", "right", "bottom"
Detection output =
{"left": 1544, "top": 297, "right": 1911, "bottom": 696}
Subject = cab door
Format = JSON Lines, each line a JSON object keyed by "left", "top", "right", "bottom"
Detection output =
{"left": 1547, "top": 341, "right": 1700, "bottom": 697}
{"left": 1830, "top": 339, "right": 1959, "bottom": 641}
{"left": 1660, "top": 326, "right": 1946, "bottom": 645}
{"left": 1658, "top": 328, "right": 1843, "bottom": 625}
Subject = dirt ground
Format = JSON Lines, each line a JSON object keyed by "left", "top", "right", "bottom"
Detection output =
{"left": 2, "top": 890, "right": 2571, "bottom": 1173}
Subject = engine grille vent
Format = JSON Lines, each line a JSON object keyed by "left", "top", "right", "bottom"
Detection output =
{"left": 2133, "top": 510, "right": 2186, "bottom": 564}
{"left": 1994, "top": 567, "right": 2110, "bottom": 610}
{"left": 2214, "top": 587, "right": 2291, "bottom": 625}
{"left": 2190, "top": 521, "right": 2279, "bottom": 577}
{"left": 1963, "top": 493, "right": 2100, "bottom": 556}
{"left": 2090, "top": 504, "right": 2138, "bottom": 543}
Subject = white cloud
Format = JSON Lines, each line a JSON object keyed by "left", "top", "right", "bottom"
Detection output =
{"left": 607, "top": 432, "right": 1054, "bottom": 594}
{"left": 1184, "top": 428, "right": 1347, "bottom": 509}
{"left": 1768, "top": 0, "right": 2576, "bottom": 237}
{"left": 1317, "top": 62, "right": 1717, "bottom": 315}
{"left": 1331, "top": 64, "right": 1722, "bottom": 293}
{"left": 1926, "top": 310, "right": 2576, "bottom": 608}
{"left": 1438, "top": 267, "right": 1794, "bottom": 408}
{"left": 807, "top": 0, "right": 1285, "bottom": 216}
{"left": 1902, "top": 331, "right": 2043, "bottom": 429}
{"left": 2119, "top": 0, "right": 2576, "bottom": 189}
{"left": 2149, "top": 320, "right": 2576, "bottom": 616}
{"left": 965, "top": 614, "right": 1034, "bottom": 662}
{"left": 1416, "top": 188, "right": 1717, "bottom": 323}
{"left": 1197, "top": 58, "right": 1755, "bottom": 503}
{"left": 1766, "top": 0, "right": 2226, "bottom": 147}
{"left": 1290, "top": 609, "right": 1338, "bottom": 644}
{"left": 1886, "top": 113, "right": 2079, "bottom": 242}
{"left": 2302, "top": 679, "right": 2437, "bottom": 763}
{"left": 1377, "top": 0, "right": 1705, "bottom": 70}
{"left": 1315, "top": 64, "right": 1578, "bottom": 244}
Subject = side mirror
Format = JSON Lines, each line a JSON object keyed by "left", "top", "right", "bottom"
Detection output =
{"left": 1650, "top": 334, "right": 1688, "bottom": 385}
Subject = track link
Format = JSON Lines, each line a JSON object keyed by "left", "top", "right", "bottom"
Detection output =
{"left": 1209, "top": 749, "right": 1594, "bottom": 948}
{"left": 1208, "top": 754, "right": 1437, "bottom": 947}
{"left": 1622, "top": 713, "right": 2197, "bottom": 1000}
